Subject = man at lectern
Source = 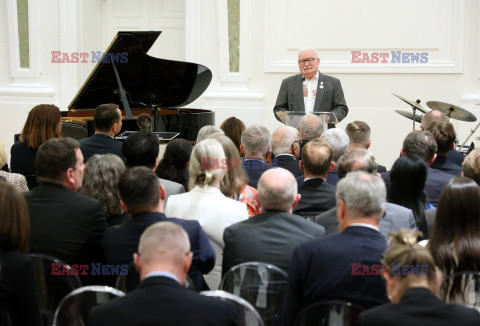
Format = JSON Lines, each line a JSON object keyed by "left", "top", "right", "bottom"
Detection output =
{"left": 273, "top": 47, "right": 348, "bottom": 125}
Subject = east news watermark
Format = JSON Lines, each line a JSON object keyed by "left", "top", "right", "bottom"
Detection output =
{"left": 351, "top": 263, "right": 429, "bottom": 276}
{"left": 351, "top": 51, "right": 429, "bottom": 64}
{"left": 51, "top": 51, "right": 128, "bottom": 64}
{"left": 52, "top": 263, "right": 128, "bottom": 276}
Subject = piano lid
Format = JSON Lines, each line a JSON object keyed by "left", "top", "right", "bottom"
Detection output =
{"left": 68, "top": 31, "right": 212, "bottom": 110}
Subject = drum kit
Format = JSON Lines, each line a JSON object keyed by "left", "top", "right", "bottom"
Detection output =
{"left": 393, "top": 94, "right": 478, "bottom": 152}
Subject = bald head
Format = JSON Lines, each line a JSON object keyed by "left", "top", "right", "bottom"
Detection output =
{"left": 298, "top": 114, "right": 324, "bottom": 140}
{"left": 421, "top": 110, "right": 446, "bottom": 131}
{"left": 257, "top": 168, "right": 299, "bottom": 212}
{"left": 271, "top": 126, "right": 299, "bottom": 156}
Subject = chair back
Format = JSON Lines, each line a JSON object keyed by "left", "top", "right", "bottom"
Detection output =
{"left": 204, "top": 235, "right": 224, "bottom": 290}
{"left": 52, "top": 286, "right": 125, "bottom": 326}
{"left": 441, "top": 271, "right": 480, "bottom": 306}
{"left": 294, "top": 300, "right": 365, "bottom": 326}
{"left": 220, "top": 262, "right": 288, "bottom": 325}
{"left": 28, "top": 253, "right": 82, "bottom": 313}
{"left": 201, "top": 290, "right": 264, "bottom": 326}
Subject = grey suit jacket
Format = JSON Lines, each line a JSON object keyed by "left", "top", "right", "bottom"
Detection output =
{"left": 159, "top": 178, "right": 185, "bottom": 204}
{"left": 315, "top": 203, "right": 417, "bottom": 240}
{"left": 273, "top": 73, "right": 348, "bottom": 123}
{"left": 425, "top": 208, "right": 436, "bottom": 236}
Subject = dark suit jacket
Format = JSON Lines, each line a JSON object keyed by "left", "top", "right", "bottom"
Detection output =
{"left": 376, "top": 164, "right": 387, "bottom": 173}
{"left": 359, "top": 287, "right": 480, "bottom": 326}
{"left": 222, "top": 210, "right": 325, "bottom": 275}
{"left": 294, "top": 178, "right": 336, "bottom": 218}
{"left": 102, "top": 212, "right": 215, "bottom": 291}
{"left": 89, "top": 276, "right": 240, "bottom": 326}
{"left": 242, "top": 159, "right": 273, "bottom": 189}
{"left": 447, "top": 149, "right": 465, "bottom": 167}
{"left": 274, "top": 73, "right": 348, "bottom": 123}
{"left": 273, "top": 154, "right": 303, "bottom": 177}
{"left": 79, "top": 133, "right": 124, "bottom": 162}
{"left": 10, "top": 141, "right": 38, "bottom": 188}
{"left": 278, "top": 226, "right": 388, "bottom": 326}
{"left": 25, "top": 183, "right": 107, "bottom": 268}
{"left": 326, "top": 167, "right": 339, "bottom": 186}
{"left": 381, "top": 167, "right": 454, "bottom": 206}
{"left": 431, "top": 155, "right": 462, "bottom": 176}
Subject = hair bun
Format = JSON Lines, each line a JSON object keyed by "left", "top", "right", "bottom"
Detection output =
{"left": 204, "top": 172, "right": 212, "bottom": 184}
{"left": 388, "top": 228, "right": 422, "bottom": 246}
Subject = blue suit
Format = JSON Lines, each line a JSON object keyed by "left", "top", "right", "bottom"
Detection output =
{"left": 431, "top": 155, "right": 462, "bottom": 176}
{"left": 242, "top": 159, "right": 274, "bottom": 189}
{"left": 79, "top": 133, "right": 124, "bottom": 162}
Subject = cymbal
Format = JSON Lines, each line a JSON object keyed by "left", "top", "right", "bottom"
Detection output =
{"left": 395, "top": 109, "right": 423, "bottom": 123}
{"left": 426, "top": 101, "right": 477, "bottom": 122}
{"left": 392, "top": 93, "right": 427, "bottom": 113}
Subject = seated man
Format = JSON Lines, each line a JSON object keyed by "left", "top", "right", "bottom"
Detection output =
{"left": 79, "top": 103, "right": 124, "bottom": 162}
{"left": 196, "top": 125, "right": 224, "bottom": 143}
{"left": 271, "top": 126, "right": 302, "bottom": 177}
{"left": 91, "top": 222, "right": 239, "bottom": 326}
{"left": 297, "top": 113, "right": 324, "bottom": 159}
{"left": 345, "top": 120, "right": 386, "bottom": 172}
{"left": 241, "top": 125, "right": 273, "bottom": 188}
{"left": 122, "top": 131, "right": 184, "bottom": 202}
{"left": 294, "top": 138, "right": 336, "bottom": 219}
{"left": 318, "top": 128, "right": 350, "bottom": 186}
{"left": 427, "top": 121, "right": 462, "bottom": 176}
{"left": 102, "top": 167, "right": 215, "bottom": 291}
{"left": 278, "top": 172, "right": 388, "bottom": 326}
{"left": 25, "top": 138, "right": 107, "bottom": 272}
{"left": 316, "top": 149, "right": 417, "bottom": 239}
{"left": 222, "top": 168, "right": 325, "bottom": 275}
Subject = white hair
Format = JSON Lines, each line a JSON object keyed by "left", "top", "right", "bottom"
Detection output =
{"left": 298, "top": 47, "right": 319, "bottom": 58}
{"left": 271, "top": 126, "right": 299, "bottom": 156}
{"left": 241, "top": 124, "right": 271, "bottom": 156}
{"left": 321, "top": 128, "right": 350, "bottom": 162}
{"left": 197, "top": 125, "right": 224, "bottom": 143}
{"left": 298, "top": 114, "right": 324, "bottom": 139}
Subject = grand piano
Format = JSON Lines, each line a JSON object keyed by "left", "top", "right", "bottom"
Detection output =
{"left": 62, "top": 31, "right": 214, "bottom": 141}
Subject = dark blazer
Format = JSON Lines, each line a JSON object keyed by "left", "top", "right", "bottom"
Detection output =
{"left": 315, "top": 203, "right": 417, "bottom": 240}
{"left": 242, "top": 159, "right": 273, "bottom": 189}
{"left": 0, "top": 251, "right": 42, "bottom": 326}
{"left": 359, "top": 287, "right": 480, "bottom": 326}
{"left": 102, "top": 212, "right": 215, "bottom": 291}
{"left": 277, "top": 226, "right": 388, "bottom": 326}
{"left": 326, "top": 167, "right": 339, "bottom": 186}
{"left": 294, "top": 178, "right": 336, "bottom": 218}
{"left": 431, "top": 155, "right": 462, "bottom": 176}
{"left": 25, "top": 183, "right": 107, "bottom": 268}
{"left": 89, "top": 276, "right": 240, "bottom": 326}
{"left": 381, "top": 167, "right": 454, "bottom": 206}
{"left": 222, "top": 210, "right": 325, "bottom": 275}
{"left": 376, "top": 164, "right": 387, "bottom": 173}
{"left": 273, "top": 73, "right": 349, "bottom": 123}
{"left": 10, "top": 141, "right": 37, "bottom": 176}
{"left": 447, "top": 149, "right": 465, "bottom": 167}
{"left": 79, "top": 133, "right": 124, "bottom": 162}
{"left": 273, "top": 154, "right": 303, "bottom": 177}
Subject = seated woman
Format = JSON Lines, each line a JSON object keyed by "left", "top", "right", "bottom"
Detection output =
{"left": 10, "top": 104, "right": 61, "bottom": 189}
{"left": 220, "top": 117, "right": 246, "bottom": 156}
{"left": 165, "top": 138, "right": 248, "bottom": 244}
{"left": 428, "top": 177, "right": 480, "bottom": 304}
{"left": 359, "top": 229, "right": 480, "bottom": 326}
{"left": 0, "top": 138, "right": 28, "bottom": 192}
{"left": 210, "top": 134, "right": 260, "bottom": 217}
{"left": 388, "top": 154, "right": 431, "bottom": 237}
{"left": 78, "top": 154, "right": 128, "bottom": 226}
{"left": 0, "top": 181, "right": 42, "bottom": 326}
{"left": 155, "top": 138, "right": 191, "bottom": 190}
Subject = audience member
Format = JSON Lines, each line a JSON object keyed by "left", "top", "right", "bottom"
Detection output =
{"left": 0, "top": 181, "right": 42, "bottom": 326}
{"left": 388, "top": 155, "right": 431, "bottom": 237}
{"left": 79, "top": 103, "right": 124, "bottom": 162}
{"left": 90, "top": 222, "right": 239, "bottom": 326}
{"left": 381, "top": 130, "right": 454, "bottom": 206}
{"left": 220, "top": 117, "right": 246, "bottom": 155}
{"left": 102, "top": 167, "right": 215, "bottom": 291}
{"left": 222, "top": 168, "right": 324, "bottom": 275}
{"left": 278, "top": 172, "right": 388, "bottom": 325}
{"left": 210, "top": 134, "right": 260, "bottom": 217}
{"left": 359, "top": 229, "right": 480, "bottom": 326}
{"left": 316, "top": 149, "right": 416, "bottom": 239}
{"left": 462, "top": 148, "right": 480, "bottom": 184}
{"left": 297, "top": 113, "right": 324, "bottom": 159}
{"left": 427, "top": 121, "right": 462, "bottom": 176}
{"left": 0, "top": 138, "right": 28, "bottom": 192}
{"left": 271, "top": 126, "right": 303, "bottom": 177}
{"left": 345, "top": 120, "right": 386, "bottom": 172}
{"left": 155, "top": 138, "right": 192, "bottom": 190}
{"left": 427, "top": 177, "right": 480, "bottom": 304}
{"left": 122, "top": 131, "right": 185, "bottom": 202}
{"left": 196, "top": 125, "right": 224, "bottom": 143}
{"left": 293, "top": 138, "right": 336, "bottom": 218}
{"left": 165, "top": 138, "right": 248, "bottom": 244}
{"left": 78, "top": 154, "right": 128, "bottom": 226}
{"left": 24, "top": 138, "right": 107, "bottom": 282}
{"left": 11, "top": 104, "right": 61, "bottom": 188}
{"left": 319, "top": 128, "right": 350, "bottom": 186}
{"left": 241, "top": 124, "right": 273, "bottom": 188}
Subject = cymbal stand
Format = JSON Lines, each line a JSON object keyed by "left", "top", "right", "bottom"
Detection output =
{"left": 459, "top": 121, "right": 480, "bottom": 153}
{"left": 410, "top": 99, "right": 422, "bottom": 130}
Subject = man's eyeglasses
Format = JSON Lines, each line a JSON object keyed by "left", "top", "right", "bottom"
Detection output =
{"left": 298, "top": 57, "right": 318, "bottom": 65}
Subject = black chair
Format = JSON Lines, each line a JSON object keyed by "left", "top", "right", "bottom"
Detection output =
{"left": 220, "top": 262, "right": 288, "bottom": 325}
{"left": 441, "top": 271, "right": 480, "bottom": 306}
{"left": 201, "top": 290, "right": 264, "bottom": 326}
{"left": 294, "top": 300, "right": 365, "bottom": 326}
{"left": 52, "top": 286, "right": 125, "bottom": 326}
{"left": 28, "top": 253, "right": 82, "bottom": 314}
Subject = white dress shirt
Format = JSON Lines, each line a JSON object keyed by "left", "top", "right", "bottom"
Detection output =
{"left": 303, "top": 71, "right": 319, "bottom": 114}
